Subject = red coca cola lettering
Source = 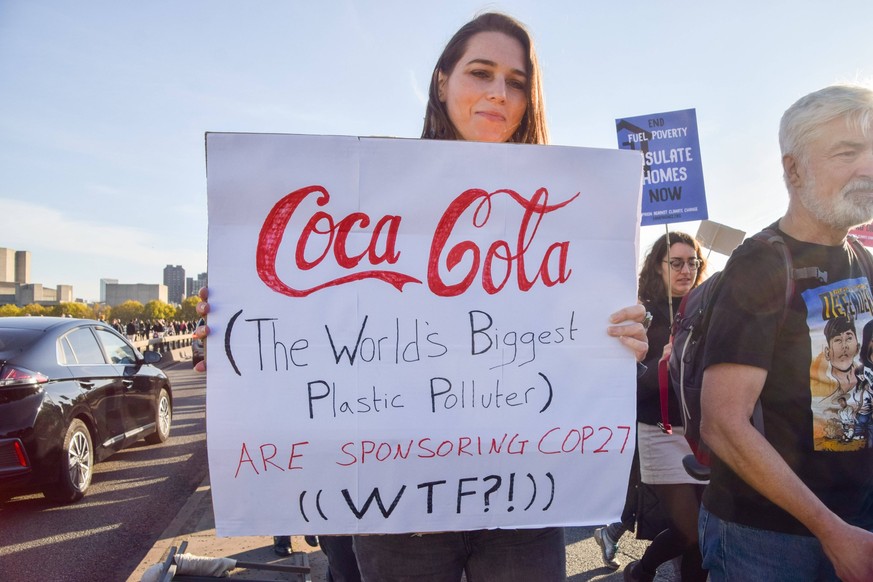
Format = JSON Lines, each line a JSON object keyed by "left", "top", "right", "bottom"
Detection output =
{"left": 256, "top": 185, "right": 577, "bottom": 298}
{"left": 257, "top": 185, "right": 420, "bottom": 297}
{"left": 427, "top": 188, "right": 577, "bottom": 296}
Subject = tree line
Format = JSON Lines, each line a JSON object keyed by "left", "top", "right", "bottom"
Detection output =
{"left": 0, "top": 295, "right": 200, "bottom": 323}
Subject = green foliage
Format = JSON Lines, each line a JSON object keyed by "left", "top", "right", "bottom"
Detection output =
{"left": 52, "top": 302, "right": 93, "bottom": 319}
{"left": 93, "top": 303, "right": 112, "bottom": 322}
{"left": 112, "top": 300, "right": 144, "bottom": 323}
{"left": 0, "top": 304, "right": 22, "bottom": 317}
{"left": 144, "top": 300, "right": 175, "bottom": 321}
{"left": 178, "top": 296, "right": 200, "bottom": 322}
{"left": 22, "top": 303, "right": 48, "bottom": 316}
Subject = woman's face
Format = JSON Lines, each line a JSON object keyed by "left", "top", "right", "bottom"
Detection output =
{"left": 660, "top": 242, "right": 699, "bottom": 298}
{"left": 437, "top": 31, "right": 528, "bottom": 143}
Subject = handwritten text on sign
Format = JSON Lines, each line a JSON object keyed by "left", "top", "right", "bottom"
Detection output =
{"left": 205, "top": 134, "right": 642, "bottom": 535}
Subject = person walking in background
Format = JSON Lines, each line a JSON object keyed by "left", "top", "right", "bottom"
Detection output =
{"left": 126, "top": 319, "right": 137, "bottom": 341}
{"left": 699, "top": 84, "right": 873, "bottom": 582}
{"left": 617, "top": 232, "right": 708, "bottom": 582}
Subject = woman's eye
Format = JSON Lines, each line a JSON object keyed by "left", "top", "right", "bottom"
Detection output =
{"left": 508, "top": 79, "right": 526, "bottom": 91}
{"left": 471, "top": 69, "right": 490, "bottom": 79}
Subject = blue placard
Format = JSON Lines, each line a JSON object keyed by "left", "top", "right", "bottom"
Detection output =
{"left": 615, "top": 108, "right": 708, "bottom": 226}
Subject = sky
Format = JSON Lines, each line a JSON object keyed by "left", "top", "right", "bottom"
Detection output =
{"left": 1, "top": 1, "right": 872, "bottom": 302}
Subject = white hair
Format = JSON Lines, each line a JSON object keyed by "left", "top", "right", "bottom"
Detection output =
{"left": 779, "top": 84, "right": 873, "bottom": 173}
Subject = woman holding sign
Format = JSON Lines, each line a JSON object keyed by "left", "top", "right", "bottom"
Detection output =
{"left": 196, "top": 11, "right": 647, "bottom": 582}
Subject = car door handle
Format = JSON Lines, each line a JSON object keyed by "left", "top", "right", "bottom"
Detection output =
{"left": 79, "top": 381, "right": 95, "bottom": 389}
{"left": 122, "top": 379, "right": 134, "bottom": 389}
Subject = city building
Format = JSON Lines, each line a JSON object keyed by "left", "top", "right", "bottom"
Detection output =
{"left": 100, "top": 278, "right": 118, "bottom": 303}
{"left": 0, "top": 248, "right": 29, "bottom": 284}
{"left": 15, "top": 283, "right": 73, "bottom": 304}
{"left": 186, "top": 272, "right": 208, "bottom": 298}
{"left": 105, "top": 283, "right": 168, "bottom": 307}
{"left": 0, "top": 248, "right": 15, "bottom": 283}
{"left": 0, "top": 247, "right": 74, "bottom": 307}
{"left": 0, "top": 246, "right": 205, "bottom": 308}
{"left": 163, "top": 264, "right": 185, "bottom": 305}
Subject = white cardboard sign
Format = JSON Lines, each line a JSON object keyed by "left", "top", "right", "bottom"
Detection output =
{"left": 205, "top": 133, "right": 643, "bottom": 535}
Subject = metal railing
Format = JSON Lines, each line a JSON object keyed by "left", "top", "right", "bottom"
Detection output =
{"left": 132, "top": 333, "right": 195, "bottom": 355}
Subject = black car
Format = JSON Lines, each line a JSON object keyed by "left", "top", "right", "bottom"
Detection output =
{"left": 0, "top": 317, "right": 172, "bottom": 503}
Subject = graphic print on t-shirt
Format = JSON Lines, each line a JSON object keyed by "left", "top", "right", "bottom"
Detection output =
{"left": 805, "top": 276, "right": 873, "bottom": 452}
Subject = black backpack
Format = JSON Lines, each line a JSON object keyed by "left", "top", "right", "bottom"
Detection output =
{"left": 659, "top": 227, "right": 873, "bottom": 480}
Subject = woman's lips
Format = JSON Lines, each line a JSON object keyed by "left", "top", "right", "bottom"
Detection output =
{"left": 476, "top": 110, "right": 506, "bottom": 122}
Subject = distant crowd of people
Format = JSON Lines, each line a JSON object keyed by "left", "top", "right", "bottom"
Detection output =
{"left": 108, "top": 318, "right": 199, "bottom": 341}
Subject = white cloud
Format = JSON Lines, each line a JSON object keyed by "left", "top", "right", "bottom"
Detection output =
{"left": 1, "top": 198, "right": 165, "bottom": 263}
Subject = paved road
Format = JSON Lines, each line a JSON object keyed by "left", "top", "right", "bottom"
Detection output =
{"left": 0, "top": 363, "right": 207, "bottom": 582}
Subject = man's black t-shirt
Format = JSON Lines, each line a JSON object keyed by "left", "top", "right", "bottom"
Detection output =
{"left": 702, "top": 224, "right": 873, "bottom": 535}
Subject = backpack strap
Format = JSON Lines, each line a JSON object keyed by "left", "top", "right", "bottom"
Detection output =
{"left": 793, "top": 266, "right": 828, "bottom": 283}
{"left": 753, "top": 228, "right": 805, "bottom": 314}
{"left": 659, "top": 272, "right": 728, "bottom": 434}
{"left": 658, "top": 351, "right": 673, "bottom": 434}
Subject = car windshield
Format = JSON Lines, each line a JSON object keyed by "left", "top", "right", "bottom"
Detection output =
{"left": 0, "top": 328, "right": 44, "bottom": 359}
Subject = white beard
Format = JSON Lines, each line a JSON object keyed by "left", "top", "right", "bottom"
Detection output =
{"left": 798, "top": 177, "right": 873, "bottom": 231}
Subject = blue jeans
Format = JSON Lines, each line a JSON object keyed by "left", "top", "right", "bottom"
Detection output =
{"left": 353, "top": 527, "right": 565, "bottom": 582}
{"left": 698, "top": 505, "right": 838, "bottom": 581}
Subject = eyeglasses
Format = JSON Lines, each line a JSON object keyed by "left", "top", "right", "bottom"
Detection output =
{"left": 664, "top": 258, "right": 701, "bottom": 272}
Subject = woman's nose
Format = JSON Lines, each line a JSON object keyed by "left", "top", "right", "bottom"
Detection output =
{"left": 487, "top": 77, "right": 507, "bottom": 102}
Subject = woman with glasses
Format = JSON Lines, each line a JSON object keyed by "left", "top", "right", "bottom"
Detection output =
{"left": 595, "top": 232, "right": 708, "bottom": 580}
{"left": 626, "top": 231, "right": 708, "bottom": 581}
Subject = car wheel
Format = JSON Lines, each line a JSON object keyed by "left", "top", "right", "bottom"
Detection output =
{"left": 43, "top": 419, "right": 93, "bottom": 503}
{"left": 145, "top": 388, "right": 172, "bottom": 444}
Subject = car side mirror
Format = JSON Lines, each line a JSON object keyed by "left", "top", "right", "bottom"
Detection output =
{"left": 142, "top": 351, "right": 162, "bottom": 365}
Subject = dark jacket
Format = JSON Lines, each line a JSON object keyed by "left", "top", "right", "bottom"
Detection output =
{"left": 636, "top": 295, "right": 683, "bottom": 426}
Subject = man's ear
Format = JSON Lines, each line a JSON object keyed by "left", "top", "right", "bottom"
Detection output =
{"left": 783, "top": 154, "right": 803, "bottom": 189}
{"left": 437, "top": 70, "right": 447, "bottom": 102}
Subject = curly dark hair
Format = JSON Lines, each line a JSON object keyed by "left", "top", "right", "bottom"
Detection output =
{"left": 638, "top": 231, "right": 707, "bottom": 303}
{"left": 420, "top": 12, "right": 548, "bottom": 145}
